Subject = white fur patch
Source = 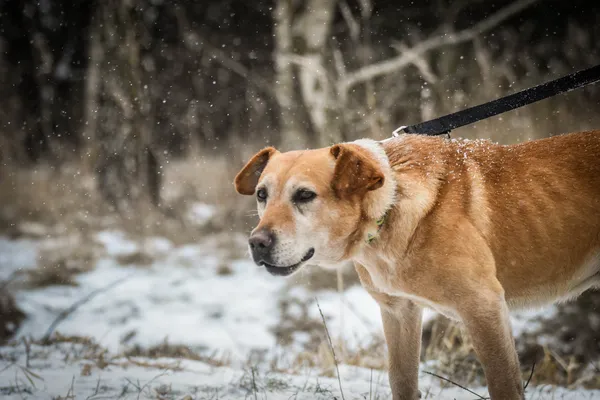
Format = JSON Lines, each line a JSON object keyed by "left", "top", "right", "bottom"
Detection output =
{"left": 352, "top": 139, "right": 397, "bottom": 219}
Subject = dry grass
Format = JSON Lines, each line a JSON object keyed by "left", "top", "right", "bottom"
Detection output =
{"left": 114, "top": 251, "right": 156, "bottom": 267}
{"left": 515, "top": 291, "right": 600, "bottom": 389}
{"left": 124, "top": 339, "right": 231, "bottom": 367}
{"left": 12, "top": 234, "right": 103, "bottom": 290}
{"left": 293, "top": 264, "right": 361, "bottom": 291}
{"left": 421, "top": 317, "right": 483, "bottom": 386}
{"left": 0, "top": 163, "right": 109, "bottom": 236}
{"left": 215, "top": 263, "right": 234, "bottom": 276}
{"left": 24, "top": 261, "right": 79, "bottom": 288}
{"left": 115, "top": 357, "right": 184, "bottom": 372}
{"left": 36, "top": 332, "right": 102, "bottom": 348}
{"left": 0, "top": 149, "right": 252, "bottom": 244}
{"left": 283, "top": 317, "right": 475, "bottom": 381}
{"left": 161, "top": 153, "right": 256, "bottom": 233}
{"left": 420, "top": 309, "right": 600, "bottom": 390}
{"left": 274, "top": 297, "right": 326, "bottom": 350}
{"left": 306, "top": 336, "right": 388, "bottom": 377}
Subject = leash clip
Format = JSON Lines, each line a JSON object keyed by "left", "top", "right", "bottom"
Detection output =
{"left": 392, "top": 126, "right": 407, "bottom": 137}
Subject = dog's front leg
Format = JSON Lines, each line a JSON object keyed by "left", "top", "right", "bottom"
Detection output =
{"left": 458, "top": 287, "right": 524, "bottom": 400}
{"left": 356, "top": 264, "right": 422, "bottom": 399}
{"left": 379, "top": 297, "right": 423, "bottom": 400}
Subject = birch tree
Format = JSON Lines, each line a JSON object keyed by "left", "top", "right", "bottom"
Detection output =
{"left": 273, "top": 0, "right": 339, "bottom": 148}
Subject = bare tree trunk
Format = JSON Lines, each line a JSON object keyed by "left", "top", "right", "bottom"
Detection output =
{"left": 273, "top": 0, "right": 306, "bottom": 149}
{"left": 93, "top": 0, "right": 160, "bottom": 220}
{"left": 30, "top": 31, "right": 58, "bottom": 161}
{"left": 83, "top": 9, "right": 102, "bottom": 173}
{"left": 294, "top": 0, "right": 339, "bottom": 147}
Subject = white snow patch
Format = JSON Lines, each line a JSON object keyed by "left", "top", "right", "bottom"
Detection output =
{"left": 307, "top": 285, "right": 384, "bottom": 349}
{"left": 511, "top": 306, "right": 559, "bottom": 337}
{"left": 187, "top": 202, "right": 216, "bottom": 225}
{"left": 142, "top": 236, "right": 174, "bottom": 257}
{"left": 0, "top": 237, "right": 39, "bottom": 280}
{"left": 95, "top": 231, "right": 139, "bottom": 257}
{"left": 15, "top": 250, "right": 287, "bottom": 362}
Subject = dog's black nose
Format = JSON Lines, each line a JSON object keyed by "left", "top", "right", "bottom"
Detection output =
{"left": 249, "top": 230, "right": 275, "bottom": 262}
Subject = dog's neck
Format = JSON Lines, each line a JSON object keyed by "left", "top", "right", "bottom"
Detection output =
{"left": 351, "top": 135, "right": 445, "bottom": 265}
{"left": 352, "top": 139, "right": 397, "bottom": 244}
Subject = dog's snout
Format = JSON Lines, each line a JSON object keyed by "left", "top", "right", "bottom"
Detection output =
{"left": 249, "top": 230, "right": 275, "bottom": 262}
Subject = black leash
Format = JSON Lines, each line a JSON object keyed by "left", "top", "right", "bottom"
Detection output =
{"left": 394, "top": 64, "right": 600, "bottom": 137}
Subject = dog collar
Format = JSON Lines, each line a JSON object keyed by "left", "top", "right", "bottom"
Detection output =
{"left": 366, "top": 212, "right": 388, "bottom": 244}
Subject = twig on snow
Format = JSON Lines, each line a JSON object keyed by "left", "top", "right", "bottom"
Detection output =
{"left": 85, "top": 376, "right": 103, "bottom": 400}
{"left": 523, "top": 360, "right": 536, "bottom": 390}
{"left": 64, "top": 375, "right": 76, "bottom": 399}
{"left": 315, "top": 297, "right": 346, "bottom": 400}
{"left": 42, "top": 274, "right": 135, "bottom": 342}
{"left": 125, "top": 370, "right": 168, "bottom": 400}
{"left": 251, "top": 367, "right": 259, "bottom": 400}
{"left": 369, "top": 368, "right": 373, "bottom": 400}
{"left": 22, "top": 337, "right": 31, "bottom": 368}
{"left": 124, "top": 378, "right": 141, "bottom": 392}
{"left": 423, "top": 370, "right": 487, "bottom": 400}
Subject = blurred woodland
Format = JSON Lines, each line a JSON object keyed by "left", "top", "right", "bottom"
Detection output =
{"left": 0, "top": 0, "right": 599, "bottom": 215}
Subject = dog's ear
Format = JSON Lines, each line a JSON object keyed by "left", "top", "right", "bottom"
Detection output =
{"left": 234, "top": 147, "right": 278, "bottom": 195}
{"left": 330, "top": 144, "right": 384, "bottom": 197}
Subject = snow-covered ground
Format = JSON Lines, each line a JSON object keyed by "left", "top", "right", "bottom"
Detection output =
{"left": 1, "top": 206, "right": 598, "bottom": 399}
{"left": 3, "top": 340, "right": 599, "bottom": 400}
{"left": 4, "top": 230, "right": 384, "bottom": 361}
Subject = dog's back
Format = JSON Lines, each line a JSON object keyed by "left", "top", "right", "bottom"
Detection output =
{"left": 384, "top": 130, "right": 600, "bottom": 308}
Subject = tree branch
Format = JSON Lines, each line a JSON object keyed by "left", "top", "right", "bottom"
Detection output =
{"left": 391, "top": 41, "right": 438, "bottom": 84}
{"left": 340, "top": 0, "right": 541, "bottom": 91}
{"left": 278, "top": 53, "right": 330, "bottom": 82}
{"left": 339, "top": 0, "right": 360, "bottom": 40}
{"left": 42, "top": 274, "right": 135, "bottom": 342}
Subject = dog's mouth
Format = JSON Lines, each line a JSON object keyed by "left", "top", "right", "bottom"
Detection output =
{"left": 260, "top": 248, "right": 315, "bottom": 276}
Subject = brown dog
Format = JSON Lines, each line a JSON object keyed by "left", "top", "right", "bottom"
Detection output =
{"left": 234, "top": 131, "right": 600, "bottom": 400}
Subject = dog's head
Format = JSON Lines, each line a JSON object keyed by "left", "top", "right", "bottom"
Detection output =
{"left": 234, "top": 139, "right": 396, "bottom": 276}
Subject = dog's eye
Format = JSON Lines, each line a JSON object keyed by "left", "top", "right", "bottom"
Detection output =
{"left": 256, "top": 188, "right": 268, "bottom": 201}
{"left": 293, "top": 189, "right": 316, "bottom": 203}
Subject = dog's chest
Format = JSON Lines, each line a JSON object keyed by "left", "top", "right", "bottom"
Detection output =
{"left": 358, "top": 258, "right": 461, "bottom": 320}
